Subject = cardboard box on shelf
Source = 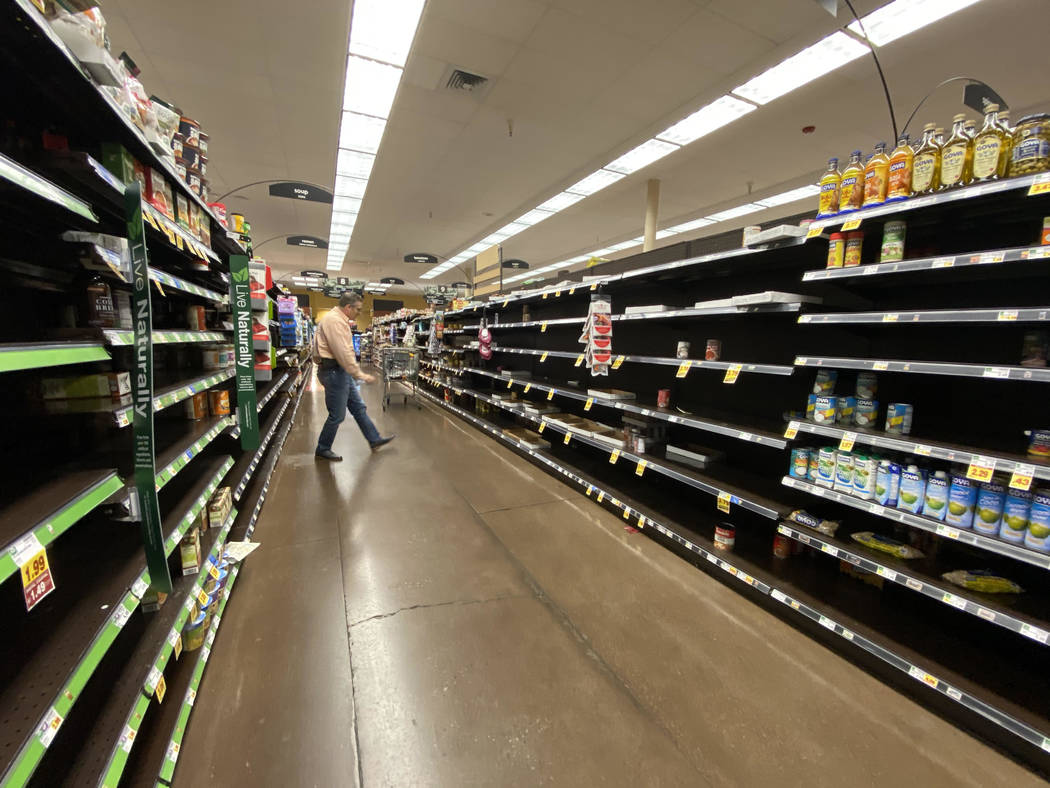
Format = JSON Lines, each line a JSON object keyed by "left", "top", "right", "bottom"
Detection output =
{"left": 208, "top": 486, "right": 232, "bottom": 530}
{"left": 180, "top": 525, "right": 202, "bottom": 575}
{"left": 141, "top": 587, "right": 168, "bottom": 613}
{"left": 41, "top": 372, "right": 131, "bottom": 400}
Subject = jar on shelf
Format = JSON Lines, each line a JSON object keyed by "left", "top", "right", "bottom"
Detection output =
{"left": 1009, "top": 114, "right": 1050, "bottom": 176}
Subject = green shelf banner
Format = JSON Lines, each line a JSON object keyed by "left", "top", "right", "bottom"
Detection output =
{"left": 126, "top": 182, "right": 172, "bottom": 595}
{"left": 230, "top": 255, "right": 260, "bottom": 450}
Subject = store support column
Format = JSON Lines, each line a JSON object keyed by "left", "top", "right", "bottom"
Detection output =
{"left": 644, "top": 178, "right": 660, "bottom": 251}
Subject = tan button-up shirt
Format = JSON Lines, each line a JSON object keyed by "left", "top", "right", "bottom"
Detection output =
{"left": 317, "top": 308, "right": 365, "bottom": 379}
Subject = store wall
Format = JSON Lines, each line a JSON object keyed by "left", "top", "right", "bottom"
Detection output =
{"left": 289, "top": 290, "right": 427, "bottom": 329}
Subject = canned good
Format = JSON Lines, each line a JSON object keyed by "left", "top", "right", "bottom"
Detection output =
{"left": 827, "top": 232, "right": 846, "bottom": 268}
{"left": 676, "top": 341, "right": 691, "bottom": 359}
{"left": 657, "top": 389, "right": 671, "bottom": 408}
{"left": 879, "top": 220, "right": 907, "bottom": 263}
{"left": 187, "top": 305, "right": 207, "bottom": 331}
{"left": 179, "top": 116, "right": 201, "bottom": 148}
{"left": 184, "top": 392, "right": 208, "bottom": 421}
{"left": 885, "top": 403, "right": 914, "bottom": 434}
{"left": 813, "top": 396, "right": 839, "bottom": 424}
{"left": 856, "top": 372, "right": 878, "bottom": 399}
{"left": 199, "top": 132, "right": 209, "bottom": 156}
{"left": 773, "top": 534, "right": 792, "bottom": 559}
{"left": 209, "top": 389, "right": 230, "bottom": 416}
{"left": 713, "top": 524, "right": 735, "bottom": 552}
{"left": 705, "top": 340, "right": 721, "bottom": 361}
{"left": 813, "top": 369, "right": 837, "bottom": 394}
{"left": 790, "top": 447, "right": 811, "bottom": 478}
{"left": 1028, "top": 429, "right": 1050, "bottom": 459}
{"left": 854, "top": 399, "right": 879, "bottom": 427}
{"left": 844, "top": 231, "right": 864, "bottom": 267}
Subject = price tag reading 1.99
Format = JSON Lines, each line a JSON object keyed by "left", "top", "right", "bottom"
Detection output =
{"left": 20, "top": 547, "right": 55, "bottom": 612}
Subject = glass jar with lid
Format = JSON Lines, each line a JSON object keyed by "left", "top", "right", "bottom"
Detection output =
{"left": 1009, "top": 113, "right": 1050, "bottom": 176}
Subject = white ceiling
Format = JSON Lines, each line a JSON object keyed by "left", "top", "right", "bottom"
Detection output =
{"left": 104, "top": 0, "right": 1050, "bottom": 293}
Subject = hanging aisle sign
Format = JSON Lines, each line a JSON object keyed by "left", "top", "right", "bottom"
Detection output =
{"left": 230, "top": 255, "right": 261, "bottom": 450}
{"left": 126, "top": 183, "right": 172, "bottom": 594}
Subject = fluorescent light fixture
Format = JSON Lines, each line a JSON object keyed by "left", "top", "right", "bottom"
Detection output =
{"left": 704, "top": 203, "right": 764, "bottom": 222}
{"left": 334, "top": 175, "right": 368, "bottom": 198}
{"left": 466, "top": 244, "right": 490, "bottom": 254}
{"left": 566, "top": 169, "right": 625, "bottom": 196}
{"left": 655, "top": 229, "right": 679, "bottom": 239}
{"left": 336, "top": 149, "right": 376, "bottom": 180}
{"left": 536, "top": 192, "right": 585, "bottom": 212}
{"left": 339, "top": 111, "right": 386, "bottom": 154}
{"left": 343, "top": 56, "right": 402, "bottom": 118}
{"left": 480, "top": 232, "right": 511, "bottom": 245}
{"left": 590, "top": 248, "right": 616, "bottom": 257}
{"left": 348, "top": 0, "right": 425, "bottom": 66}
{"left": 449, "top": 252, "right": 473, "bottom": 263}
{"left": 656, "top": 95, "right": 757, "bottom": 145}
{"left": 549, "top": 261, "right": 575, "bottom": 269}
{"left": 607, "top": 240, "right": 640, "bottom": 251}
{"left": 666, "top": 217, "right": 716, "bottom": 233}
{"left": 732, "top": 32, "right": 868, "bottom": 105}
{"left": 515, "top": 208, "right": 554, "bottom": 226}
{"left": 332, "top": 196, "right": 362, "bottom": 215}
{"left": 604, "top": 139, "right": 679, "bottom": 175}
{"left": 754, "top": 184, "right": 821, "bottom": 207}
{"left": 848, "top": 0, "right": 982, "bottom": 46}
{"left": 496, "top": 221, "right": 529, "bottom": 237}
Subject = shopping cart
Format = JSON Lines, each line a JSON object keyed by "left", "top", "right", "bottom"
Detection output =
{"left": 380, "top": 346, "right": 421, "bottom": 410}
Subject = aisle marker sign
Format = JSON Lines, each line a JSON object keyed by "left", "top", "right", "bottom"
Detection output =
{"left": 127, "top": 183, "right": 172, "bottom": 595}
{"left": 230, "top": 255, "right": 260, "bottom": 452}
{"left": 1010, "top": 464, "right": 1035, "bottom": 491}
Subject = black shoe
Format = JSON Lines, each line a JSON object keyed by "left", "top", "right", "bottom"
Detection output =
{"left": 370, "top": 435, "right": 396, "bottom": 450}
{"left": 315, "top": 449, "right": 342, "bottom": 461}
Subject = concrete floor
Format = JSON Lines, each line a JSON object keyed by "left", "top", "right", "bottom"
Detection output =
{"left": 178, "top": 375, "right": 1042, "bottom": 787}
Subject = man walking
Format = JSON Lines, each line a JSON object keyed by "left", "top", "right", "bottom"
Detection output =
{"left": 315, "top": 292, "right": 394, "bottom": 460}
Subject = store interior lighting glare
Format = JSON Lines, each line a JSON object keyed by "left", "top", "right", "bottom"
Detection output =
{"left": 420, "top": 0, "right": 985, "bottom": 284}
{"left": 326, "top": 0, "right": 425, "bottom": 273}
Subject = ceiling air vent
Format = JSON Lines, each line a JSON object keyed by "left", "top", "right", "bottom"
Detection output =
{"left": 445, "top": 68, "right": 489, "bottom": 94}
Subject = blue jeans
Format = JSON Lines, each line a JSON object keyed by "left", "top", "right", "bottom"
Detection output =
{"left": 316, "top": 365, "right": 382, "bottom": 451}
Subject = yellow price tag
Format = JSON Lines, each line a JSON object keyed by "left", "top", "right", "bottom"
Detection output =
{"left": 507, "top": 379, "right": 513, "bottom": 389}
{"left": 173, "top": 633, "right": 183, "bottom": 659}
{"left": 21, "top": 548, "right": 49, "bottom": 587}
{"left": 197, "top": 589, "right": 209, "bottom": 607}
{"left": 1009, "top": 464, "right": 1035, "bottom": 491}
{"left": 784, "top": 421, "right": 799, "bottom": 440}
{"left": 612, "top": 355, "right": 625, "bottom": 370}
{"left": 913, "top": 445, "right": 933, "bottom": 457}
{"left": 590, "top": 283, "right": 598, "bottom": 291}
{"left": 574, "top": 354, "right": 584, "bottom": 367}
{"left": 542, "top": 292, "right": 548, "bottom": 299}
{"left": 554, "top": 290, "right": 561, "bottom": 298}
{"left": 541, "top": 322, "right": 548, "bottom": 332}
{"left": 638, "top": 513, "right": 646, "bottom": 527}
{"left": 547, "top": 389, "right": 555, "bottom": 401}
{"left": 841, "top": 217, "right": 862, "bottom": 231}
{"left": 623, "top": 507, "right": 631, "bottom": 520}
{"left": 564, "top": 431, "right": 573, "bottom": 445}
{"left": 1027, "top": 173, "right": 1050, "bottom": 196}
{"left": 155, "top": 674, "right": 167, "bottom": 703}
{"left": 524, "top": 383, "right": 531, "bottom": 393}
{"left": 585, "top": 485, "right": 593, "bottom": 497}
{"left": 717, "top": 491, "right": 732, "bottom": 513}
{"left": 676, "top": 361, "right": 691, "bottom": 378}
{"left": 569, "top": 286, "right": 577, "bottom": 295}
{"left": 722, "top": 363, "right": 742, "bottom": 384}
{"left": 609, "top": 448, "right": 620, "bottom": 464}
{"left": 153, "top": 278, "right": 166, "bottom": 297}
{"left": 502, "top": 299, "right": 509, "bottom": 307}
{"left": 597, "top": 490, "right": 604, "bottom": 502}
{"left": 538, "top": 421, "right": 546, "bottom": 433}
{"left": 540, "top": 351, "right": 548, "bottom": 362}
{"left": 839, "top": 431, "right": 857, "bottom": 452}
{"left": 104, "top": 258, "right": 128, "bottom": 283}
{"left": 805, "top": 223, "right": 824, "bottom": 239}
{"left": 584, "top": 398, "right": 593, "bottom": 411}
{"left": 208, "top": 563, "right": 220, "bottom": 580}
{"left": 965, "top": 456, "right": 996, "bottom": 483}
{"left": 635, "top": 459, "right": 648, "bottom": 477}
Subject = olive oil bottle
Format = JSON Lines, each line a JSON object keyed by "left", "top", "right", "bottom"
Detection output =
{"left": 998, "top": 109, "right": 1013, "bottom": 175}
{"left": 912, "top": 123, "right": 941, "bottom": 194}
{"left": 940, "top": 114, "right": 974, "bottom": 189}
{"left": 973, "top": 103, "right": 1009, "bottom": 182}
{"left": 817, "top": 157, "right": 841, "bottom": 218}
{"left": 886, "top": 133, "right": 914, "bottom": 201}
{"left": 838, "top": 150, "right": 865, "bottom": 213}
{"left": 863, "top": 142, "right": 890, "bottom": 207}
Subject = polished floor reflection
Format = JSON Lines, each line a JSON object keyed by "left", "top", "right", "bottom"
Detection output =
{"left": 178, "top": 375, "right": 1042, "bottom": 787}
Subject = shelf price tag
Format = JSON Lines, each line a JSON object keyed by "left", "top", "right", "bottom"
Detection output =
{"left": 542, "top": 292, "right": 548, "bottom": 299}
{"left": 507, "top": 379, "right": 514, "bottom": 389}
{"left": 838, "top": 431, "right": 857, "bottom": 452}
{"left": 841, "top": 217, "right": 862, "bottom": 231}
{"left": 591, "top": 283, "right": 598, "bottom": 291}
{"left": 882, "top": 313, "right": 899, "bottom": 322}
{"left": 998, "top": 310, "right": 1019, "bottom": 321}
{"left": 965, "top": 455, "right": 996, "bottom": 483}
{"left": 717, "top": 491, "right": 732, "bottom": 513}
{"left": 722, "top": 364, "right": 742, "bottom": 384}
{"left": 574, "top": 354, "right": 584, "bottom": 367}
{"left": 805, "top": 224, "right": 824, "bottom": 239}
{"left": 155, "top": 674, "right": 167, "bottom": 703}
{"left": 540, "top": 322, "right": 548, "bottom": 332}
{"left": 197, "top": 588, "right": 210, "bottom": 607}
{"left": 1027, "top": 172, "right": 1050, "bottom": 196}
{"left": 784, "top": 421, "right": 800, "bottom": 440}
{"left": 872, "top": 361, "right": 889, "bottom": 371}
{"left": 584, "top": 398, "right": 594, "bottom": 411}
{"left": 502, "top": 299, "right": 509, "bottom": 308}
{"left": 623, "top": 507, "right": 631, "bottom": 520}
{"left": 596, "top": 490, "right": 604, "bottom": 502}
{"left": 675, "top": 361, "right": 691, "bottom": 378}
{"left": 564, "top": 431, "right": 573, "bottom": 445}
{"left": 547, "top": 389, "right": 555, "bottom": 401}
{"left": 913, "top": 444, "right": 932, "bottom": 457}
{"left": 1009, "top": 464, "right": 1036, "bottom": 491}
{"left": 635, "top": 459, "right": 648, "bottom": 477}
{"left": 19, "top": 545, "right": 55, "bottom": 612}
{"left": 609, "top": 449, "right": 620, "bottom": 464}
{"left": 523, "top": 383, "right": 531, "bottom": 393}
{"left": 539, "top": 351, "right": 548, "bottom": 362}
{"left": 554, "top": 290, "right": 561, "bottom": 298}
{"left": 612, "top": 355, "right": 625, "bottom": 370}
{"left": 570, "top": 286, "right": 577, "bottom": 295}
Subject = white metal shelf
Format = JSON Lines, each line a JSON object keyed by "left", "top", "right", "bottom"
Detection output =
{"left": 795, "top": 355, "right": 1050, "bottom": 383}
{"left": 800, "top": 307, "right": 1050, "bottom": 325}
{"left": 802, "top": 244, "right": 1050, "bottom": 282}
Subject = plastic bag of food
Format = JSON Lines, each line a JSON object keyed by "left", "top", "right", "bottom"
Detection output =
{"left": 788, "top": 509, "right": 840, "bottom": 537}
{"left": 942, "top": 570, "right": 1023, "bottom": 594}
{"left": 851, "top": 531, "right": 925, "bottom": 559}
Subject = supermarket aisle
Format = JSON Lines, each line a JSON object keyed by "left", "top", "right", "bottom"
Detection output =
{"left": 179, "top": 375, "right": 1041, "bottom": 788}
